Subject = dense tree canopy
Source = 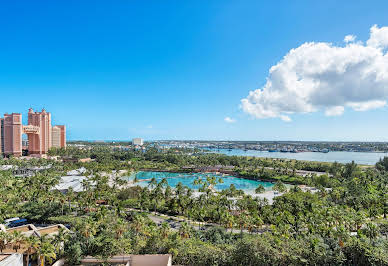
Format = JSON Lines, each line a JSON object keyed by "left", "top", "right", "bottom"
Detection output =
{"left": 0, "top": 147, "right": 387, "bottom": 265}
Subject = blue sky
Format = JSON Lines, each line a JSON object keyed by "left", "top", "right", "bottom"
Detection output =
{"left": 1, "top": 1, "right": 388, "bottom": 141}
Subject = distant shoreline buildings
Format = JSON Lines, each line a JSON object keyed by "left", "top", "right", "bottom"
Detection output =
{"left": 0, "top": 108, "right": 66, "bottom": 157}
{"left": 132, "top": 138, "right": 144, "bottom": 146}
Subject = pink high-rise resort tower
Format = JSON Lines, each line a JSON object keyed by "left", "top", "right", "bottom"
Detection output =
{"left": 0, "top": 108, "right": 66, "bottom": 157}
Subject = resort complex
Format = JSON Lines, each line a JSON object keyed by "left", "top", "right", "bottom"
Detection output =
{"left": 1, "top": 1, "right": 388, "bottom": 265}
{"left": 0, "top": 141, "right": 387, "bottom": 265}
{"left": 0, "top": 109, "right": 66, "bottom": 157}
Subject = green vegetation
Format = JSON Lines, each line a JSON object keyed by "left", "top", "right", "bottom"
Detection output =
{"left": 273, "top": 180, "right": 287, "bottom": 193}
{"left": 255, "top": 184, "right": 265, "bottom": 194}
{"left": 49, "top": 145, "right": 349, "bottom": 186}
{"left": 0, "top": 146, "right": 387, "bottom": 265}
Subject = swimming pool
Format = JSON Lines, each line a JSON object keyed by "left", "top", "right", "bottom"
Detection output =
{"left": 125, "top": 171, "right": 274, "bottom": 192}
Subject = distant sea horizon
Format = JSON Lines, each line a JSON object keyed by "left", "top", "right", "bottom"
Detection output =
{"left": 67, "top": 139, "right": 388, "bottom": 143}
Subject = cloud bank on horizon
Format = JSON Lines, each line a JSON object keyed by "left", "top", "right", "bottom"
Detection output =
{"left": 241, "top": 25, "right": 388, "bottom": 122}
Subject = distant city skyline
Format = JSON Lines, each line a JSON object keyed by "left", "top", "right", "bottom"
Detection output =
{"left": 1, "top": 1, "right": 388, "bottom": 141}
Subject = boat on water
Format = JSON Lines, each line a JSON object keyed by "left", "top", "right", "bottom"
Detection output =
{"left": 268, "top": 149, "right": 279, "bottom": 152}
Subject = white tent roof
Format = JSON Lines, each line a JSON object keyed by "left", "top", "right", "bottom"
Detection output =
{"left": 54, "top": 175, "right": 88, "bottom": 192}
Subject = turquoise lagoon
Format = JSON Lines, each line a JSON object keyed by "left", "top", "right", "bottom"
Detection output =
{"left": 125, "top": 171, "right": 273, "bottom": 192}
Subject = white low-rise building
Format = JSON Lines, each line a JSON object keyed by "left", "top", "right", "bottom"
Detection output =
{"left": 0, "top": 253, "right": 23, "bottom": 266}
{"left": 66, "top": 167, "right": 87, "bottom": 176}
{"left": 54, "top": 175, "right": 89, "bottom": 193}
{"left": 132, "top": 138, "right": 144, "bottom": 146}
{"left": 0, "top": 165, "right": 16, "bottom": 171}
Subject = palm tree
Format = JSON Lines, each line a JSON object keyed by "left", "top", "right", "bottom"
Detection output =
{"left": 25, "top": 236, "right": 40, "bottom": 266}
{"left": 175, "top": 182, "right": 184, "bottom": 197}
{"left": 55, "top": 191, "right": 67, "bottom": 215}
{"left": 252, "top": 215, "right": 264, "bottom": 233}
{"left": 66, "top": 186, "right": 75, "bottom": 212}
{"left": 159, "top": 222, "right": 170, "bottom": 240}
{"left": 10, "top": 231, "right": 26, "bottom": 252}
{"left": 229, "top": 184, "right": 237, "bottom": 197}
{"left": 131, "top": 215, "right": 146, "bottom": 236}
{"left": 37, "top": 237, "right": 56, "bottom": 266}
{"left": 273, "top": 181, "right": 287, "bottom": 193}
{"left": 220, "top": 211, "right": 234, "bottom": 233}
{"left": 79, "top": 218, "right": 97, "bottom": 239}
{"left": 152, "top": 185, "right": 163, "bottom": 214}
{"left": 159, "top": 178, "right": 168, "bottom": 188}
{"left": 186, "top": 187, "right": 193, "bottom": 198}
{"left": 164, "top": 186, "right": 172, "bottom": 201}
{"left": 113, "top": 173, "right": 126, "bottom": 189}
{"left": 53, "top": 227, "right": 68, "bottom": 255}
{"left": 255, "top": 184, "right": 265, "bottom": 194}
{"left": 148, "top": 177, "right": 157, "bottom": 189}
{"left": 179, "top": 222, "right": 192, "bottom": 239}
{"left": 113, "top": 219, "right": 128, "bottom": 239}
{"left": 238, "top": 213, "right": 248, "bottom": 235}
{"left": 364, "top": 222, "right": 379, "bottom": 240}
{"left": 0, "top": 231, "right": 9, "bottom": 253}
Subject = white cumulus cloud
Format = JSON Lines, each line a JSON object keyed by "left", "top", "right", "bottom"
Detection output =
{"left": 224, "top": 117, "right": 236, "bottom": 123}
{"left": 344, "top": 35, "right": 356, "bottom": 43}
{"left": 367, "top": 25, "right": 388, "bottom": 49}
{"left": 347, "top": 100, "right": 386, "bottom": 111}
{"left": 325, "top": 106, "right": 345, "bottom": 116}
{"left": 241, "top": 25, "right": 388, "bottom": 121}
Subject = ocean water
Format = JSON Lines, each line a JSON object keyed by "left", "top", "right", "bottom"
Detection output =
{"left": 125, "top": 171, "right": 273, "bottom": 192}
{"left": 207, "top": 148, "right": 388, "bottom": 165}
